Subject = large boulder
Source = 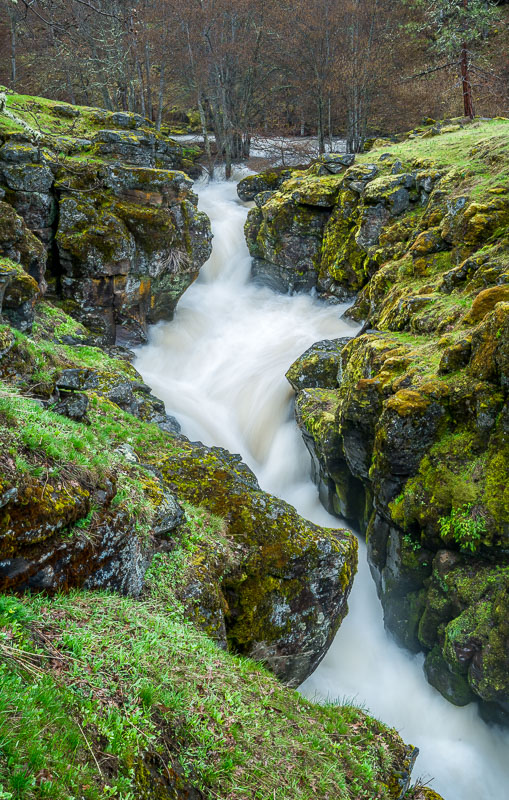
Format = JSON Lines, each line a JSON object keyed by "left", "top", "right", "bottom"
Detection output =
{"left": 158, "top": 441, "right": 357, "bottom": 686}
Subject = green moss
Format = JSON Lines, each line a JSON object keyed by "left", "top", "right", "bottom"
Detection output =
{"left": 320, "top": 191, "right": 372, "bottom": 291}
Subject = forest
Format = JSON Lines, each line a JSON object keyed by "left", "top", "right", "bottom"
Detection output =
{"left": 1, "top": 0, "right": 509, "bottom": 168}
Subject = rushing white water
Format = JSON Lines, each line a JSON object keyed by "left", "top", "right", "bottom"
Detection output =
{"left": 135, "top": 175, "right": 509, "bottom": 800}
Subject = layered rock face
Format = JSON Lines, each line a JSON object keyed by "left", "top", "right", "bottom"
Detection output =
{"left": 242, "top": 152, "right": 443, "bottom": 298}
{"left": 56, "top": 164, "right": 211, "bottom": 344}
{"left": 0, "top": 96, "right": 211, "bottom": 345}
{"left": 273, "top": 121, "right": 509, "bottom": 723}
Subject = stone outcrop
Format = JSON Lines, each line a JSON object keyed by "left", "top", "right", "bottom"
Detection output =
{"left": 278, "top": 122, "right": 509, "bottom": 724}
{"left": 0, "top": 96, "right": 211, "bottom": 345}
{"left": 243, "top": 153, "right": 445, "bottom": 299}
{"left": 55, "top": 164, "right": 212, "bottom": 344}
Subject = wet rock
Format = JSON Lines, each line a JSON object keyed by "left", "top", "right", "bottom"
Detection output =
{"left": 280, "top": 135, "right": 509, "bottom": 722}
{"left": 286, "top": 337, "right": 351, "bottom": 390}
{"left": 356, "top": 204, "right": 391, "bottom": 249}
{"left": 0, "top": 142, "right": 40, "bottom": 163}
{"left": 251, "top": 257, "right": 318, "bottom": 294}
{"left": 0, "top": 162, "right": 54, "bottom": 194}
{"left": 246, "top": 190, "right": 329, "bottom": 293}
{"left": 469, "top": 301, "right": 509, "bottom": 387}
{"left": 152, "top": 413, "right": 181, "bottom": 434}
{"left": 52, "top": 391, "right": 90, "bottom": 422}
{"left": 237, "top": 168, "right": 293, "bottom": 201}
{"left": 254, "top": 190, "right": 275, "bottom": 207}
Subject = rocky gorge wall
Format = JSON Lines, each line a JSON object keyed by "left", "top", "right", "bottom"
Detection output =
{"left": 0, "top": 92, "right": 212, "bottom": 345}
{"left": 242, "top": 118, "right": 509, "bottom": 725}
{"left": 0, "top": 91, "right": 429, "bottom": 799}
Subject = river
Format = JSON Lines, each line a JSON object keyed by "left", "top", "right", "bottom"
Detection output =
{"left": 135, "top": 174, "right": 509, "bottom": 800}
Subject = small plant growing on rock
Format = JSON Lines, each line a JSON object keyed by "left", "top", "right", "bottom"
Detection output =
{"left": 439, "top": 503, "right": 487, "bottom": 553}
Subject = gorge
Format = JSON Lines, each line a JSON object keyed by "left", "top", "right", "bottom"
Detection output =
{"left": 0, "top": 88, "right": 508, "bottom": 800}
{"left": 135, "top": 172, "right": 509, "bottom": 800}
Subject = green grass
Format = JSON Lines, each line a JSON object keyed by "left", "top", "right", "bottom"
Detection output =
{"left": 359, "top": 119, "right": 509, "bottom": 198}
{"left": 0, "top": 590, "right": 404, "bottom": 800}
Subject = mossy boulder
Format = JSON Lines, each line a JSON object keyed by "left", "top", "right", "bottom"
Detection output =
{"left": 245, "top": 188, "right": 329, "bottom": 293}
{"left": 157, "top": 440, "right": 358, "bottom": 686}
{"left": 464, "top": 285, "right": 509, "bottom": 325}
{"left": 286, "top": 336, "right": 351, "bottom": 391}
{"left": 56, "top": 164, "right": 212, "bottom": 344}
{"left": 237, "top": 168, "right": 293, "bottom": 201}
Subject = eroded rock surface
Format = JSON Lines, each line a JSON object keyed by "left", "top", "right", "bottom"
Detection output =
{"left": 282, "top": 123, "right": 509, "bottom": 723}
{"left": 0, "top": 102, "right": 211, "bottom": 345}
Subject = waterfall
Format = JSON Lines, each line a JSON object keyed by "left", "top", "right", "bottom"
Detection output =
{"left": 135, "top": 173, "right": 509, "bottom": 800}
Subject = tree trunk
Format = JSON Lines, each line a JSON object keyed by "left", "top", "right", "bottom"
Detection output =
{"left": 144, "top": 42, "right": 153, "bottom": 120}
{"left": 327, "top": 94, "right": 333, "bottom": 152}
{"left": 156, "top": 58, "right": 166, "bottom": 130}
{"left": 136, "top": 56, "right": 146, "bottom": 117}
{"left": 461, "top": 0, "right": 474, "bottom": 118}
{"left": 66, "top": 72, "right": 76, "bottom": 105}
{"left": 198, "top": 95, "right": 214, "bottom": 178}
{"left": 460, "top": 42, "right": 474, "bottom": 118}
{"left": 317, "top": 91, "right": 325, "bottom": 155}
{"left": 10, "top": 16, "right": 16, "bottom": 89}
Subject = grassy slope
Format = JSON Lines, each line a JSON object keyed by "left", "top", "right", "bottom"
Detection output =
{"left": 0, "top": 296, "right": 415, "bottom": 799}
{"left": 361, "top": 119, "right": 509, "bottom": 198}
{"left": 0, "top": 87, "right": 201, "bottom": 166}
{"left": 0, "top": 576, "right": 407, "bottom": 800}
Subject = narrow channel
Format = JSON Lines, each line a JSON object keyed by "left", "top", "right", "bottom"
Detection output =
{"left": 135, "top": 175, "right": 509, "bottom": 800}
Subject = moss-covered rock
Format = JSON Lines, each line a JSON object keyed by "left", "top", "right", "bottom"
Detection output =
{"left": 55, "top": 164, "right": 211, "bottom": 344}
{"left": 285, "top": 121, "right": 509, "bottom": 721}
{"left": 237, "top": 167, "right": 293, "bottom": 201}
{"left": 157, "top": 440, "right": 357, "bottom": 686}
{"left": 0, "top": 255, "right": 40, "bottom": 331}
{"left": 0, "top": 295, "right": 358, "bottom": 690}
{"left": 0, "top": 92, "right": 210, "bottom": 345}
